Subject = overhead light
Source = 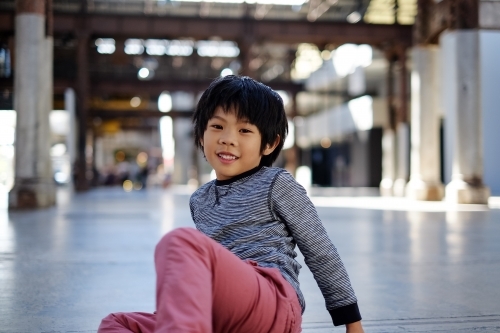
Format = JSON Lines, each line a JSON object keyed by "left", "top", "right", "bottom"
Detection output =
{"left": 145, "top": 39, "right": 167, "bottom": 56}
{"left": 130, "top": 97, "right": 141, "bottom": 108}
{"left": 158, "top": 91, "right": 173, "bottom": 112}
{"left": 125, "top": 39, "right": 145, "bottom": 55}
{"left": 166, "top": 40, "right": 194, "bottom": 56}
{"left": 346, "top": 11, "right": 362, "bottom": 23}
{"left": 221, "top": 68, "right": 233, "bottom": 77}
{"left": 95, "top": 38, "right": 116, "bottom": 54}
{"left": 197, "top": 41, "right": 240, "bottom": 58}
{"left": 320, "top": 137, "right": 332, "bottom": 149}
{"left": 138, "top": 68, "right": 151, "bottom": 80}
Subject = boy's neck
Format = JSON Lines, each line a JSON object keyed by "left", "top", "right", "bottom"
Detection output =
{"left": 215, "top": 165, "right": 263, "bottom": 186}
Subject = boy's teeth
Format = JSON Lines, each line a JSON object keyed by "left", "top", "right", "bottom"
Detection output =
{"left": 219, "top": 154, "right": 236, "bottom": 160}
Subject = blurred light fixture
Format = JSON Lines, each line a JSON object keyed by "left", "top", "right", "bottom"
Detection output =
{"left": 125, "top": 39, "right": 145, "bottom": 55}
{"left": 333, "top": 44, "right": 372, "bottom": 77}
{"left": 197, "top": 41, "right": 240, "bottom": 58}
{"left": 145, "top": 39, "right": 167, "bottom": 56}
{"left": 220, "top": 68, "right": 233, "bottom": 77}
{"left": 95, "top": 38, "right": 116, "bottom": 54}
{"left": 320, "top": 137, "right": 332, "bottom": 149}
{"left": 158, "top": 91, "right": 173, "bottom": 112}
{"left": 175, "top": 0, "right": 306, "bottom": 4}
{"left": 50, "top": 143, "right": 67, "bottom": 157}
{"left": 291, "top": 43, "right": 323, "bottom": 80}
{"left": 346, "top": 11, "right": 362, "bottom": 23}
{"left": 137, "top": 152, "right": 148, "bottom": 165}
{"left": 123, "top": 180, "right": 133, "bottom": 192}
{"left": 130, "top": 96, "right": 141, "bottom": 108}
{"left": 138, "top": 68, "right": 152, "bottom": 80}
{"left": 166, "top": 40, "right": 194, "bottom": 56}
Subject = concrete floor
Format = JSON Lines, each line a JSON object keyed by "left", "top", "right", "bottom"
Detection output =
{"left": 1, "top": 187, "right": 500, "bottom": 332}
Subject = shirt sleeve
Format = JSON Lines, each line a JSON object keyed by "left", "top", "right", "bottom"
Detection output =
{"left": 270, "top": 170, "right": 361, "bottom": 326}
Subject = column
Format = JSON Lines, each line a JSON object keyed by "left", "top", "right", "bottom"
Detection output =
{"left": 406, "top": 46, "right": 444, "bottom": 201}
{"left": 380, "top": 56, "right": 397, "bottom": 196}
{"left": 442, "top": 31, "right": 490, "bottom": 204}
{"left": 393, "top": 47, "right": 410, "bottom": 197}
{"left": 74, "top": 33, "right": 90, "bottom": 191}
{"left": 380, "top": 129, "right": 396, "bottom": 196}
{"left": 65, "top": 88, "right": 77, "bottom": 188}
{"left": 9, "top": 0, "right": 56, "bottom": 208}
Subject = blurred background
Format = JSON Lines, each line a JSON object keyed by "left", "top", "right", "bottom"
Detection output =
{"left": 0, "top": 0, "right": 499, "bottom": 207}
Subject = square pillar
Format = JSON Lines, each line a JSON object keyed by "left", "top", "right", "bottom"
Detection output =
{"left": 442, "top": 31, "right": 490, "bottom": 204}
{"left": 406, "top": 46, "right": 444, "bottom": 201}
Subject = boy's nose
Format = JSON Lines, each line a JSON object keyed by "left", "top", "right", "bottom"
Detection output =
{"left": 219, "top": 132, "right": 237, "bottom": 146}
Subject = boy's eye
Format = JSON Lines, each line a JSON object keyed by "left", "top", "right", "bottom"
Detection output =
{"left": 240, "top": 129, "right": 252, "bottom": 133}
{"left": 211, "top": 124, "right": 223, "bottom": 129}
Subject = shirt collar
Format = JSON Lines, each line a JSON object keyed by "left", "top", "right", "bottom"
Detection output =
{"left": 214, "top": 165, "right": 263, "bottom": 186}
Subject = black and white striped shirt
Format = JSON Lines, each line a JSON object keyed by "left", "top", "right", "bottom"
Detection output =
{"left": 189, "top": 166, "right": 361, "bottom": 326}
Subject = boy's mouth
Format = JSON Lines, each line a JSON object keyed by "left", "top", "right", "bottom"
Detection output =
{"left": 217, "top": 153, "right": 238, "bottom": 162}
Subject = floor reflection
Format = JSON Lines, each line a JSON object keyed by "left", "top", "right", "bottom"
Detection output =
{"left": 0, "top": 187, "right": 499, "bottom": 332}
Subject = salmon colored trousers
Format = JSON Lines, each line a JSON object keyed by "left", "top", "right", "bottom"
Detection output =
{"left": 98, "top": 227, "right": 302, "bottom": 333}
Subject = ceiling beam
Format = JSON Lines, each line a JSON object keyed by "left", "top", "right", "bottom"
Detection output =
{"left": 1, "top": 77, "right": 303, "bottom": 95}
{"left": 90, "top": 109, "right": 193, "bottom": 119}
{"left": 0, "top": 11, "right": 413, "bottom": 46}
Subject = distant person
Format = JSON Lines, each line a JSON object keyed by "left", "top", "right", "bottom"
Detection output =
{"left": 98, "top": 76, "right": 364, "bottom": 333}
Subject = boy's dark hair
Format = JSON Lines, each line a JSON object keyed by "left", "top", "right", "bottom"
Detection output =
{"left": 193, "top": 75, "right": 288, "bottom": 167}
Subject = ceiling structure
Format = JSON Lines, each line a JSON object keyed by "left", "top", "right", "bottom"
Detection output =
{"left": 0, "top": 0, "right": 415, "bottom": 123}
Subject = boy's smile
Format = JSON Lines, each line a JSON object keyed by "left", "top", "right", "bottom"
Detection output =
{"left": 202, "top": 107, "right": 278, "bottom": 181}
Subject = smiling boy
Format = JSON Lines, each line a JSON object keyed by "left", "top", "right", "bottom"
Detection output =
{"left": 98, "top": 75, "right": 363, "bottom": 333}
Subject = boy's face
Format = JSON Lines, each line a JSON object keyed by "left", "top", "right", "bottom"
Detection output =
{"left": 201, "top": 107, "right": 277, "bottom": 181}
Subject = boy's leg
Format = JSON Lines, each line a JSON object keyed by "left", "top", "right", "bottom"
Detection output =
{"left": 98, "top": 312, "right": 155, "bottom": 333}
{"left": 154, "top": 227, "right": 301, "bottom": 333}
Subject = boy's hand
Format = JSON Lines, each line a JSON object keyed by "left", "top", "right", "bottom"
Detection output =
{"left": 346, "top": 321, "right": 364, "bottom": 333}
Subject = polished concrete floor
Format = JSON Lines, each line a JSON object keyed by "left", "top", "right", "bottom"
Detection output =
{"left": 1, "top": 187, "right": 500, "bottom": 332}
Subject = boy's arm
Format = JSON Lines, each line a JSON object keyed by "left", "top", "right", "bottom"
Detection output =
{"left": 270, "top": 171, "right": 362, "bottom": 327}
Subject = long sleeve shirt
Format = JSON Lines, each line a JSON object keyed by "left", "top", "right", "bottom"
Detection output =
{"left": 189, "top": 165, "right": 361, "bottom": 326}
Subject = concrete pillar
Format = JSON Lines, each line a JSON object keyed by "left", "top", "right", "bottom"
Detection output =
{"left": 380, "top": 56, "right": 397, "bottom": 196}
{"left": 393, "top": 123, "right": 410, "bottom": 196}
{"left": 380, "top": 129, "right": 396, "bottom": 196}
{"left": 74, "top": 34, "right": 90, "bottom": 191}
{"left": 393, "top": 48, "right": 410, "bottom": 197}
{"left": 65, "top": 88, "right": 76, "bottom": 187}
{"left": 406, "top": 46, "right": 444, "bottom": 201}
{"left": 172, "top": 117, "right": 194, "bottom": 185}
{"left": 480, "top": 31, "right": 500, "bottom": 196}
{"left": 442, "top": 31, "right": 490, "bottom": 204}
{"left": 9, "top": 0, "right": 56, "bottom": 208}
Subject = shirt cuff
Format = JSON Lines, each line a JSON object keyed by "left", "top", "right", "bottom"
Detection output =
{"left": 328, "top": 302, "right": 362, "bottom": 326}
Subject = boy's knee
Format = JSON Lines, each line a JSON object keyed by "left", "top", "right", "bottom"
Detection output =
{"left": 97, "top": 313, "right": 121, "bottom": 332}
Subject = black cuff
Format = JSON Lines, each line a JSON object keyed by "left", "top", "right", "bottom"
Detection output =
{"left": 328, "top": 302, "right": 362, "bottom": 326}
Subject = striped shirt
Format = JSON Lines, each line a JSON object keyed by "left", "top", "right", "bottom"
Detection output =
{"left": 189, "top": 166, "right": 361, "bottom": 326}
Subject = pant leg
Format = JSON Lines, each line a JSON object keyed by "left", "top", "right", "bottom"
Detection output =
{"left": 98, "top": 312, "right": 156, "bottom": 333}
{"left": 154, "top": 227, "right": 301, "bottom": 333}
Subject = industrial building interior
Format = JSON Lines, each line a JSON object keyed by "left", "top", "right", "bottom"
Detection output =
{"left": 1, "top": 0, "right": 500, "bottom": 332}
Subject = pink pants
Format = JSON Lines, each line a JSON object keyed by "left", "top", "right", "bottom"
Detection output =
{"left": 98, "top": 227, "right": 302, "bottom": 333}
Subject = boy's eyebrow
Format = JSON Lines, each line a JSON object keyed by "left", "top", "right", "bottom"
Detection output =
{"left": 210, "top": 115, "right": 251, "bottom": 124}
{"left": 210, "top": 115, "right": 226, "bottom": 121}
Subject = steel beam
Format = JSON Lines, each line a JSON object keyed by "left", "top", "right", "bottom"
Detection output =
{"left": 90, "top": 109, "right": 193, "bottom": 119}
{"left": 415, "top": 0, "right": 479, "bottom": 45}
{"left": 0, "top": 11, "right": 413, "bottom": 46}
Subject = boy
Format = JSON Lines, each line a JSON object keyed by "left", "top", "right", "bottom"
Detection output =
{"left": 98, "top": 76, "right": 364, "bottom": 333}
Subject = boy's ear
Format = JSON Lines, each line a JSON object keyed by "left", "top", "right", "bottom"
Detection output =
{"left": 262, "top": 135, "right": 280, "bottom": 156}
